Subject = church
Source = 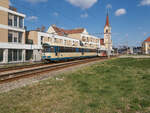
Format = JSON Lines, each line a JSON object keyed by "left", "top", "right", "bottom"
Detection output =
{"left": 100, "top": 13, "right": 113, "bottom": 56}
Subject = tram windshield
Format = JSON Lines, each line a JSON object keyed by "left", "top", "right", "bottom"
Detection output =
{"left": 42, "top": 44, "right": 55, "bottom": 53}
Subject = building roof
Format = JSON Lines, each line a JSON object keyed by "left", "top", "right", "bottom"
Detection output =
{"left": 52, "top": 26, "right": 66, "bottom": 36}
{"left": 144, "top": 37, "right": 150, "bottom": 42}
{"left": 52, "top": 25, "right": 85, "bottom": 36}
{"left": 105, "top": 13, "right": 110, "bottom": 26}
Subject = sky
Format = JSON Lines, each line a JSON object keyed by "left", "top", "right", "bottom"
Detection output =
{"left": 10, "top": 0, "right": 150, "bottom": 47}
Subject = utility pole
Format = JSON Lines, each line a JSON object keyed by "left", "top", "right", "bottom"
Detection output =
{"left": 107, "top": 33, "right": 111, "bottom": 59}
{"left": 126, "top": 34, "right": 128, "bottom": 55}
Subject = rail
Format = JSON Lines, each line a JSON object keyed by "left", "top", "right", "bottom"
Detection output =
{"left": 0, "top": 57, "right": 111, "bottom": 84}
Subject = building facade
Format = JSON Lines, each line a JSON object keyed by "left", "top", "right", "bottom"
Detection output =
{"left": 47, "top": 25, "right": 100, "bottom": 49}
{"left": 26, "top": 30, "right": 80, "bottom": 49}
{"left": 142, "top": 37, "right": 150, "bottom": 54}
{"left": 0, "top": 0, "right": 42, "bottom": 64}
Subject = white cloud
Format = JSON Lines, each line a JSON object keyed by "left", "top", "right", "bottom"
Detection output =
{"left": 139, "top": 0, "right": 150, "bottom": 6}
{"left": 115, "top": 8, "right": 126, "bottom": 16}
{"left": 26, "top": 0, "right": 48, "bottom": 3}
{"left": 66, "top": 0, "right": 98, "bottom": 9}
{"left": 53, "top": 12, "right": 59, "bottom": 16}
{"left": 26, "top": 16, "right": 38, "bottom": 21}
{"left": 80, "top": 13, "right": 88, "bottom": 18}
{"left": 106, "top": 4, "right": 112, "bottom": 9}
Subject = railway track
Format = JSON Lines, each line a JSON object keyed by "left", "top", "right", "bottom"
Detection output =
{"left": 0, "top": 57, "right": 108, "bottom": 84}
{"left": 0, "top": 63, "right": 46, "bottom": 72}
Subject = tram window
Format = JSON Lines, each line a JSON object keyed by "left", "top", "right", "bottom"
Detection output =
{"left": 76, "top": 48, "right": 79, "bottom": 52}
{"left": 70, "top": 47, "right": 72, "bottom": 52}
{"left": 72, "top": 48, "right": 76, "bottom": 52}
{"left": 70, "top": 47, "right": 73, "bottom": 52}
{"left": 83, "top": 49, "right": 85, "bottom": 52}
{"left": 79, "top": 48, "right": 82, "bottom": 52}
{"left": 59, "top": 47, "right": 62, "bottom": 52}
{"left": 86, "top": 49, "right": 88, "bottom": 52}
{"left": 66, "top": 47, "right": 72, "bottom": 52}
{"left": 51, "top": 47, "right": 55, "bottom": 52}
{"left": 60, "top": 47, "right": 65, "bottom": 52}
{"left": 65, "top": 47, "right": 68, "bottom": 52}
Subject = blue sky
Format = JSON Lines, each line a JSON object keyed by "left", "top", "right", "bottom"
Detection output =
{"left": 10, "top": 0, "right": 150, "bottom": 47}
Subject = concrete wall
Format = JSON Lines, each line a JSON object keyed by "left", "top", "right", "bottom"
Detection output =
{"left": 0, "top": 0, "right": 9, "bottom": 8}
{"left": 0, "top": 28, "right": 8, "bottom": 42}
{"left": 26, "top": 31, "right": 38, "bottom": 45}
{"left": 33, "top": 50, "right": 42, "bottom": 61}
{"left": 0, "top": 10, "right": 8, "bottom": 25}
{"left": 68, "top": 33, "right": 81, "bottom": 40}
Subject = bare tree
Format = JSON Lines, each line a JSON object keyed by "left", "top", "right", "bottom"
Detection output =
{"left": 41, "top": 26, "right": 46, "bottom": 32}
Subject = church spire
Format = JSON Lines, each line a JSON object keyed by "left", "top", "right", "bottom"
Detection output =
{"left": 105, "top": 11, "right": 110, "bottom": 26}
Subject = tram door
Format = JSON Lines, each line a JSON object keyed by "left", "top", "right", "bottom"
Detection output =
{"left": 55, "top": 46, "right": 59, "bottom": 57}
{"left": 82, "top": 48, "right": 84, "bottom": 55}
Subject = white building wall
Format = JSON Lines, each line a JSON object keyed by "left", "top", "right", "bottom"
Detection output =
{"left": 22, "top": 50, "right": 25, "bottom": 62}
{"left": 33, "top": 50, "right": 42, "bottom": 62}
{"left": 3, "top": 49, "right": 8, "bottom": 63}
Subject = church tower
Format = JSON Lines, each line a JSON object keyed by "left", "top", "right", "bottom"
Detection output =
{"left": 104, "top": 13, "right": 112, "bottom": 52}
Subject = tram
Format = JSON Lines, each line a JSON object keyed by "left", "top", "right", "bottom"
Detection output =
{"left": 42, "top": 43, "right": 99, "bottom": 62}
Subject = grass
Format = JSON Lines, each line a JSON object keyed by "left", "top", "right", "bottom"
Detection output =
{"left": 0, "top": 58, "right": 150, "bottom": 113}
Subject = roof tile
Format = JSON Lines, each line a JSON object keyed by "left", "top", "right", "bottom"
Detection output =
{"left": 52, "top": 26, "right": 84, "bottom": 36}
{"left": 144, "top": 37, "right": 150, "bottom": 42}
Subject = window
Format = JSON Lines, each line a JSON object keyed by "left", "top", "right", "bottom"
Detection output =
{"left": 0, "top": 49, "right": 3, "bottom": 62}
{"left": 26, "top": 50, "right": 33, "bottom": 61}
{"left": 18, "top": 32, "right": 22, "bottom": 43}
{"left": 59, "top": 47, "right": 65, "bottom": 52}
{"left": 8, "top": 31, "right": 23, "bottom": 43}
{"left": 14, "top": 15, "right": 17, "bottom": 27}
{"left": 48, "top": 37, "right": 50, "bottom": 42}
{"left": 64, "top": 40, "right": 67, "bottom": 45}
{"left": 8, "top": 14, "right": 13, "bottom": 26}
{"left": 72, "top": 48, "right": 76, "bottom": 52}
{"left": 43, "top": 46, "right": 55, "bottom": 53}
{"left": 8, "top": 49, "right": 22, "bottom": 62}
{"left": 19, "top": 17, "right": 23, "bottom": 28}
{"left": 13, "top": 50, "right": 17, "bottom": 61}
{"left": 54, "top": 38, "right": 57, "bottom": 43}
{"left": 106, "top": 29, "right": 108, "bottom": 33}
{"left": 14, "top": 37, "right": 17, "bottom": 42}
{"left": 82, "top": 36, "right": 86, "bottom": 41}
{"left": 18, "top": 50, "right": 22, "bottom": 60}
{"left": 8, "top": 50, "right": 13, "bottom": 62}
{"left": 8, "top": 33, "right": 13, "bottom": 42}
{"left": 41, "top": 36, "right": 44, "bottom": 45}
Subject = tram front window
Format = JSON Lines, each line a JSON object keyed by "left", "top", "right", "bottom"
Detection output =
{"left": 43, "top": 46, "right": 55, "bottom": 53}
